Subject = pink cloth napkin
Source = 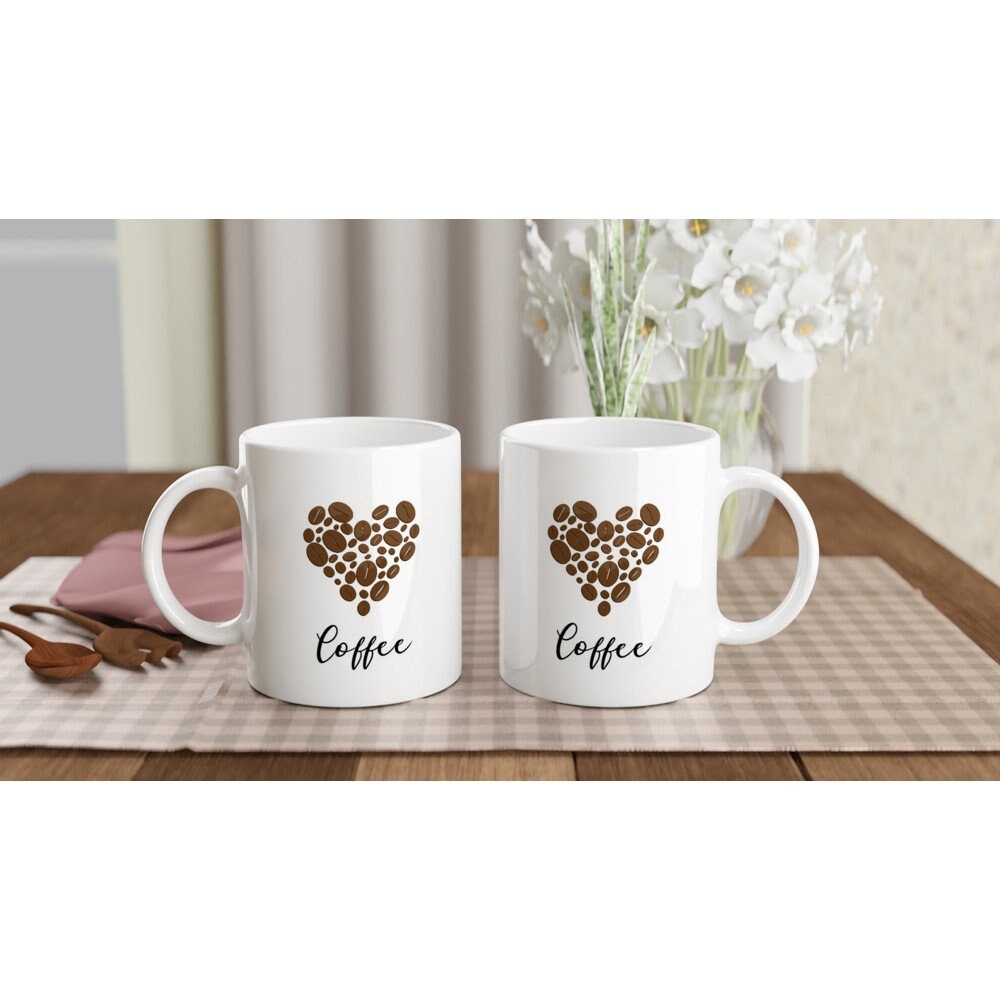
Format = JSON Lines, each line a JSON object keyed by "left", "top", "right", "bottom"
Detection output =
{"left": 54, "top": 528, "right": 244, "bottom": 635}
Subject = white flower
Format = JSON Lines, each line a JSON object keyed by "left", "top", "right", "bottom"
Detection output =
{"left": 666, "top": 219, "right": 750, "bottom": 254}
{"left": 642, "top": 268, "right": 685, "bottom": 323}
{"left": 747, "top": 304, "right": 846, "bottom": 381}
{"left": 695, "top": 260, "right": 780, "bottom": 343}
{"left": 551, "top": 237, "right": 592, "bottom": 313}
{"left": 666, "top": 306, "right": 709, "bottom": 349}
{"left": 777, "top": 220, "right": 816, "bottom": 268}
{"left": 844, "top": 282, "right": 883, "bottom": 357}
{"left": 645, "top": 341, "right": 685, "bottom": 383}
{"left": 520, "top": 295, "right": 560, "bottom": 365}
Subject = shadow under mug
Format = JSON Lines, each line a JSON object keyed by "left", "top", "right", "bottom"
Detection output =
{"left": 141, "top": 416, "right": 462, "bottom": 707}
{"left": 499, "top": 417, "right": 819, "bottom": 707}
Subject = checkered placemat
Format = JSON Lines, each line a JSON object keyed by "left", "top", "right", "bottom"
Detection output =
{"left": 1, "top": 556, "right": 998, "bottom": 752}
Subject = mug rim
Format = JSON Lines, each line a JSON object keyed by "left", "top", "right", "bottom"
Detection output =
{"left": 501, "top": 416, "right": 718, "bottom": 453}
{"left": 240, "top": 415, "right": 460, "bottom": 453}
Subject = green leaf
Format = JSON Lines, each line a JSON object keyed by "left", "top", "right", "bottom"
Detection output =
{"left": 633, "top": 219, "right": 650, "bottom": 295}
{"left": 588, "top": 250, "right": 618, "bottom": 414}
{"left": 623, "top": 324, "right": 658, "bottom": 417}
{"left": 616, "top": 257, "right": 656, "bottom": 408}
{"left": 561, "top": 277, "right": 603, "bottom": 415}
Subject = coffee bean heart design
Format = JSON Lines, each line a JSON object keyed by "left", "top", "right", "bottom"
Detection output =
{"left": 548, "top": 500, "right": 663, "bottom": 617}
{"left": 304, "top": 500, "right": 418, "bottom": 616}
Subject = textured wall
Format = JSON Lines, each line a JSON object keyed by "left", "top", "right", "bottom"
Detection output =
{"left": 810, "top": 220, "right": 1000, "bottom": 583}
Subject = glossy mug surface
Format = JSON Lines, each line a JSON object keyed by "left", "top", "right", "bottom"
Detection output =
{"left": 142, "top": 417, "right": 462, "bottom": 707}
{"left": 500, "top": 417, "right": 819, "bottom": 707}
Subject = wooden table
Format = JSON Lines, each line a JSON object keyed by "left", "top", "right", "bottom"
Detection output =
{"left": 1, "top": 471, "right": 998, "bottom": 780}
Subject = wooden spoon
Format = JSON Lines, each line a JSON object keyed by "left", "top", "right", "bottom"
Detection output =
{"left": 0, "top": 621, "right": 102, "bottom": 679}
{"left": 10, "top": 605, "right": 182, "bottom": 668}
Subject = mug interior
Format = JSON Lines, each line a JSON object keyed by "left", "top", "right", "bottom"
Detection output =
{"left": 502, "top": 417, "right": 715, "bottom": 451}
{"left": 241, "top": 416, "right": 457, "bottom": 452}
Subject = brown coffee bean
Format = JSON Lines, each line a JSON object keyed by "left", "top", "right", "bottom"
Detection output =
{"left": 590, "top": 538, "right": 600, "bottom": 548}
{"left": 617, "top": 556, "right": 629, "bottom": 570}
{"left": 600, "top": 590, "right": 609, "bottom": 599}
{"left": 576, "top": 560, "right": 587, "bottom": 573}
{"left": 581, "top": 584, "right": 597, "bottom": 601}
{"left": 376, "top": 556, "right": 387, "bottom": 568}
{"left": 357, "top": 600, "right": 370, "bottom": 617}
{"left": 586, "top": 570, "right": 598, "bottom": 583}
{"left": 372, "top": 523, "right": 381, "bottom": 532}
{"left": 584, "top": 521, "right": 596, "bottom": 535}
{"left": 323, "top": 529, "right": 347, "bottom": 553}
{"left": 568, "top": 515, "right": 577, "bottom": 525}
{"left": 335, "top": 561, "right": 346, "bottom": 574}
{"left": 654, "top": 527, "right": 664, "bottom": 542}
{"left": 627, "top": 518, "right": 643, "bottom": 531}
{"left": 308, "top": 506, "right": 326, "bottom": 525}
{"left": 626, "top": 532, "right": 646, "bottom": 549}
{"left": 601, "top": 543, "right": 612, "bottom": 554}
{"left": 550, "top": 539, "right": 571, "bottom": 564}
{"left": 354, "top": 520, "right": 371, "bottom": 541}
{"left": 547, "top": 525, "right": 558, "bottom": 540}
{"left": 615, "top": 506, "right": 633, "bottom": 521}
{"left": 611, "top": 582, "right": 631, "bottom": 603}
{"left": 339, "top": 584, "right": 356, "bottom": 601}
{"left": 356, "top": 560, "right": 377, "bottom": 587}
{"left": 372, "top": 504, "right": 389, "bottom": 519}
{"left": 613, "top": 535, "right": 626, "bottom": 548}
{"left": 640, "top": 503, "right": 661, "bottom": 526}
{"left": 328, "top": 502, "right": 353, "bottom": 522}
{"left": 306, "top": 542, "right": 327, "bottom": 567}
{"left": 566, "top": 565, "right": 576, "bottom": 576}
{"left": 384, "top": 529, "right": 403, "bottom": 547}
{"left": 387, "top": 565, "right": 400, "bottom": 579}
{"left": 628, "top": 567, "right": 642, "bottom": 581}
{"left": 642, "top": 545, "right": 659, "bottom": 565}
{"left": 597, "top": 520, "right": 614, "bottom": 541}
{"left": 377, "top": 546, "right": 387, "bottom": 555}
{"left": 573, "top": 500, "right": 597, "bottom": 521}
{"left": 342, "top": 522, "right": 353, "bottom": 535}
{"left": 566, "top": 527, "right": 589, "bottom": 552}
{"left": 400, "top": 541, "right": 416, "bottom": 561}
{"left": 396, "top": 500, "right": 416, "bottom": 523}
{"left": 598, "top": 600, "right": 611, "bottom": 617}
{"left": 409, "top": 524, "right": 420, "bottom": 538}
{"left": 378, "top": 571, "right": 386, "bottom": 579}
{"left": 344, "top": 550, "right": 357, "bottom": 563}
{"left": 576, "top": 577, "right": 583, "bottom": 584}
{"left": 323, "top": 567, "right": 334, "bottom": 578}
{"left": 360, "top": 590, "right": 369, "bottom": 600}
{"left": 371, "top": 580, "right": 390, "bottom": 602}
{"left": 371, "top": 533, "right": 383, "bottom": 546}
{"left": 599, "top": 561, "right": 621, "bottom": 587}
{"left": 303, "top": 529, "right": 314, "bottom": 542}
{"left": 345, "top": 570, "right": 356, "bottom": 583}
{"left": 586, "top": 551, "right": 599, "bottom": 562}
{"left": 553, "top": 503, "right": 570, "bottom": 522}
{"left": 384, "top": 516, "right": 399, "bottom": 529}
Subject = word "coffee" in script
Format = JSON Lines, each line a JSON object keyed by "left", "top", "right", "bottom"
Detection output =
{"left": 555, "top": 622, "right": 650, "bottom": 671}
{"left": 316, "top": 625, "right": 412, "bottom": 670}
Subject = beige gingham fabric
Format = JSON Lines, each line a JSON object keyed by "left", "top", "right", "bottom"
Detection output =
{"left": 1, "top": 556, "right": 998, "bottom": 752}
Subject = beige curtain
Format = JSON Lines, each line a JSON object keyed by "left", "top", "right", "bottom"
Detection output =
{"left": 220, "top": 220, "right": 808, "bottom": 469}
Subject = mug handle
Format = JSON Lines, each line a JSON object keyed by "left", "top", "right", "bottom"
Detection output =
{"left": 716, "top": 466, "right": 819, "bottom": 646}
{"left": 141, "top": 466, "right": 249, "bottom": 645}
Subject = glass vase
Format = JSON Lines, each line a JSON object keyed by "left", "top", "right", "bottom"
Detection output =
{"left": 640, "top": 373, "right": 783, "bottom": 559}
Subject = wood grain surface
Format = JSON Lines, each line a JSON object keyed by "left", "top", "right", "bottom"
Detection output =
{"left": 0, "top": 470, "right": 997, "bottom": 780}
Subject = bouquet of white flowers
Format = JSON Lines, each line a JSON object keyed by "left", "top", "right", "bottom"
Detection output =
{"left": 520, "top": 219, "right": 882, "bottom": 556}
{"left": 521, "top": 219, "right": 882, "bottom": 406}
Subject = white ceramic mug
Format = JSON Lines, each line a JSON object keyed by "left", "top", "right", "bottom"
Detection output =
{"left": 499, "top": 417, "right": 819, "bottom": 707}
{"left": 142, "top": 417, "right": 462, "bottom": 707}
